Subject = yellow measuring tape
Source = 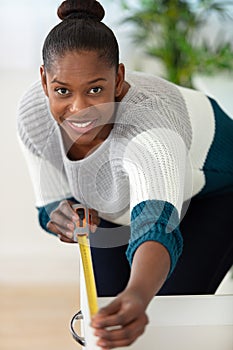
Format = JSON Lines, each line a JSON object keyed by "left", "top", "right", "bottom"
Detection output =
{"left": 72, "top": 204, "right": 98, "bottom": 318}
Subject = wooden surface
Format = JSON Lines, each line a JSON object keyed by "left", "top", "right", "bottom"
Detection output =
{"left": 0, "top": 284, "right": 81, "bottom": 350}
{"left": 1, "top": 279, "right": 232, "bottom": 350}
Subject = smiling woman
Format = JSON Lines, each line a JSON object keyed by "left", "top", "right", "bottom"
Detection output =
{"left": 40, "top": 50, "right": 128, "bottom": 158}
{"left": 16, "top": 0, "right": 233, "bottom": 349}
{"left": 39, "top": 0, "right": 129, "bottom": 160}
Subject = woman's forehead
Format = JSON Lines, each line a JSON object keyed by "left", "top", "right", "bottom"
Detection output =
{"left": 47, "top": 51, "right": 116, "bottom": 85}
{"left": 49, "top": 50, "right": 114, "bottom": 75}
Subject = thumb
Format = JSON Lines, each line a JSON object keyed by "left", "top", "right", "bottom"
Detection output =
{"left": 92, "top": 298, "right": 121, "bottom": 322}
{"left": 100, "top": 296, "right": 123, "bottom": 315}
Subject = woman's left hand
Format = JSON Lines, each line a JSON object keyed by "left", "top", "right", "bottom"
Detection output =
{"left": 91, "top": 289, "right": 149, "bottom": 349}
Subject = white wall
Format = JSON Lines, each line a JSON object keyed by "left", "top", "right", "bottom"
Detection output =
{"left": 0, "top": 0, "right": 232, "bottom": 285}
{"left": 0, "top": 0, "right": 76, "bottom": 284}
{"left": 0, "top": 0, "right": 135, "bottom": 284}
{"left": 0, "top": 69, "right": 80, "bottom": 284}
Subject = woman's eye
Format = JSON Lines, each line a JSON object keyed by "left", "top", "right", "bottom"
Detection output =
{"left": 55, "top": 88, "right": 70, "bottom": 95}
{"left": 89, "top": 87, "right": 102, "bottom": 94}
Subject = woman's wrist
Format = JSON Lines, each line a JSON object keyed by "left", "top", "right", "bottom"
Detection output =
{"left": 125, "top": 241, "right": 170, "bottom": 307}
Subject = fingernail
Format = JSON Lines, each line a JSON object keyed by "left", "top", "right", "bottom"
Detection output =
{"left": 97, "top": 341, "right": 107, "bottom": 347}
{"left": 94, "top": 330, "right": 103, "bottom": 337}
{"left": 92, "top": 323, "right": 101, "bottom": 329}
{"left": 72, "top": 215, "right": 79, "bottom": 222}
{"left": 66, "top": 231, "right": 73, "bottom": 239}
{"left": 94, "top": 322, "right": 102, "bottom": 327}
{"left": 67, "top": 223, "right": 74, "bottom": 230}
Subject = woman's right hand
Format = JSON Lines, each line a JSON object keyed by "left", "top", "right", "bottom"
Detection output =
{"left": 47, "top": 200, "right": 100, "bottom": 243}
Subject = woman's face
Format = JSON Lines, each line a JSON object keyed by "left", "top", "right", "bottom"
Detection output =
{"left": 41, "top": 50, "right": 125, "bottom": 146}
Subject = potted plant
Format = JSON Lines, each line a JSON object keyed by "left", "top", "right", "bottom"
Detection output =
{"left": 117, "top": 0, "right": 233, "bottom": 87}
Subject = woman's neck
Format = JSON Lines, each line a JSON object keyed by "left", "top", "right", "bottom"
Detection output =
{"left": 61, "top": 124, "right": 113, "bottom": 161}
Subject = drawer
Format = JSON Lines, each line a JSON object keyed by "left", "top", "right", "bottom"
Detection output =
{"left": 70, "top": 263, "right": 233, "bottom": 350}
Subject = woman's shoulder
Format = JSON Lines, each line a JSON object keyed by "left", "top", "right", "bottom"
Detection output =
{"left": 124, "top": 70, "right": 191, "bottom": 110}
{"left": 117, "top": 71, "right": 195, "bottom": 150}
{"left": 16, "top": 80, "right": 56, "bottom": 155}
{"left": 125, "top": 70, "right": 208, "bottom": 103}
{"left": 17, "top": 80, "right": 48, "bottom": 119}
{"left": 125, "top": 70, "right": 180, "bottom": 93}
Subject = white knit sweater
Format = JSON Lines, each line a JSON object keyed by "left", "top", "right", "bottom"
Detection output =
{"left": 17, "top": 71, "right": 217, "bottom": 225}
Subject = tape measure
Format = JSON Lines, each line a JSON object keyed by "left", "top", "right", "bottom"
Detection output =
{"left": 72, "top": 204, "right": 98, "bottom": 317}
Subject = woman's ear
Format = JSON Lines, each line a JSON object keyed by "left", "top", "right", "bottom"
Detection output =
{"left": 40, "top": 65, "right": 49, "bottom": 97}
{"left": 115, "top": 63, "right": 126, "bottom": 100}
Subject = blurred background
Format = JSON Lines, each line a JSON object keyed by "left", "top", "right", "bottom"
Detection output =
{"left": 0, "top": 1, "right": 233, "bottom": 349}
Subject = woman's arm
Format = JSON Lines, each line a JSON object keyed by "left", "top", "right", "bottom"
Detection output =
{"left": 18, "top": 136, "right": 100, "bottom": 240}
{"left": 91, "top": 241, "right": 170, "bottom": 349}
{"left": 127, "top": 240, "right": 170, "bottom": 305}
{"left": 91, "top": 125, "right": 188, "bottom": 349}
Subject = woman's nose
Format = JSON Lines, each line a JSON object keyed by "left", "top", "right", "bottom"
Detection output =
{"left": 68, "top": 97, "right": 89, "bottom": 114}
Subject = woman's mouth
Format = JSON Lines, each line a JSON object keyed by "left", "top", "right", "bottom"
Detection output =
{"left": 65, "top": 119, "right": 98, "bottom": 134}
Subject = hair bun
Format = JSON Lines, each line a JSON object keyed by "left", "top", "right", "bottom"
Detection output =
{"left": 57, "top": 0, "right": 105, "bottom": 22}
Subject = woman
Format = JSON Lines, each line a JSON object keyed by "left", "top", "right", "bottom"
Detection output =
{"left": 17, "top": 0, "right": 233, "bottom": 348}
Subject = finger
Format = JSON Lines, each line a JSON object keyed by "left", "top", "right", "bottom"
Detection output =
{"left": 92, "top": 299, "right": 122, "bottom": 327}
{"left": 47, "top": 221, "right": 75, "bottom": 243}
{"left": 96, "top": 317, "right": 148, "bottom": 349}
{"left": 90, "top": 211, "right": 100, "bottom": 225}
{"left": 94, "top": 313, "right": 131, "bottom": 330}
{"left": 50, "top": 200, "right": 79, "bottom": 223}
{"left": 58, "top": 234, "right": 77, "bottom": 243}
{"left": 89, "top": 211, "right": 100, "bottom": 233}
{"left": 97, "top": 330, "right": 142, "bottom": 349}
{"left": 94, "top": 314, "right": 148, "bottom": 341}
{"left": 98, "top": 298, "right": 122, "bottom": 315}
{"left": 90, "top": 223, "right": 98, "bottom": 234}
{"left": 50, "top": 200, "right": 81, "bottom": 231}
{"left": 50, "top": 210, "right": 75, "bottom": 231}
{"left": 60, "top": 200, "right": 80, "bottom": 222}
{"left": 92, "top": 303, "right": 138, "bottom": 329}
{"left": 47, "top": 221, "right": 74, "bottom": 240}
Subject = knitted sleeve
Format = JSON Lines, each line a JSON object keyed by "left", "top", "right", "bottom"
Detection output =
{"left": 18, "top": 136, "right": 72, "bottom": 207}
{"left": 17, "top": 81, "right": 49, "bottom": 157}
{"left": 122, "top": 127, "right": 190, "bottom": 276}
{"left": 17, "top": 80, "right": 72, "bottom": 207}
{"left": 18, "top": 136, "right": 76, "bottom": 234}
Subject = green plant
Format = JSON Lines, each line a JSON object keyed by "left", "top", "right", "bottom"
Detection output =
{"left": 117, "top": 0, "right": 233, "bottom": 87}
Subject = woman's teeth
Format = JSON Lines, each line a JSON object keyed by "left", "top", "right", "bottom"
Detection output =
{"left": 71, "top": 120, "right": 93, "bottom": 128}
